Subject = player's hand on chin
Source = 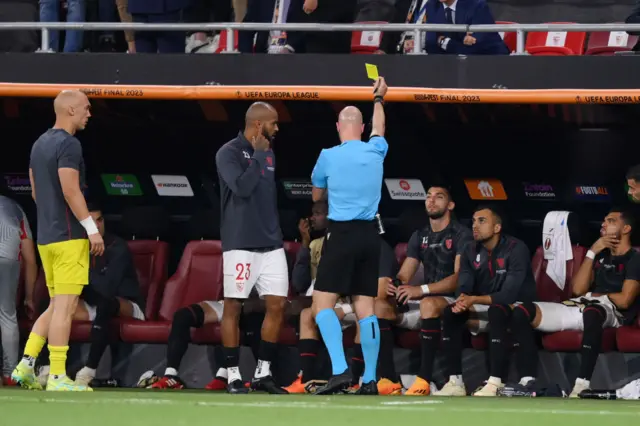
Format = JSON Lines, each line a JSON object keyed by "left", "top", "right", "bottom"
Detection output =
{"left": 251, "top": 134, "right": 270, "bottom": 151}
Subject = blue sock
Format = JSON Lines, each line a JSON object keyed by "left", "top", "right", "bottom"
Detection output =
{"left": 315, "top": 308, "right": 348, "bottom": 375}
{"left": 359, "top": 315, "right": 380, "bottom": 384}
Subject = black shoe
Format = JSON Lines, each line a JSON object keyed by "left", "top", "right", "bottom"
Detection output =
{"left": 314, "top": 371, "right": 352, "bottom": 395}
{"left": 251, "top": 376, "right": 288, "bottom": 394}
{"left": 227, "top": 379, "right": 250, "bottom": 394}
{"left": 355, "top": 381, "right": 379, "bottom": 395}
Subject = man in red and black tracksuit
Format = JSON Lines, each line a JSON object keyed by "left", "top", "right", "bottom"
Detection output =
{"left": 434, "top": 204, "right": 536, "bottom": 396}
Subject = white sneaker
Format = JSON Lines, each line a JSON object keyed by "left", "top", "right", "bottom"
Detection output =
{"left": 74, "top": 367, "right": 95, "bottom": 387}
{"left": 433, "top": 379, "right": 467, "bottom": 396}
{"left": 569, "top": 378, "right": 590, "bottom": 398}
{"left": 473, "top": 378, "right": 504, "bottom": 397}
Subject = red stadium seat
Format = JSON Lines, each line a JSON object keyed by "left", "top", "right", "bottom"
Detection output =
{"left": 351, "top": 22, "right": 386, "bottom": 54}
{"left": 128, "top": 240, "right": 170, "bottom": 320}
{"left": 71, "top": 240, "right": 170, "bottom": 342}
{"left": 532, "top": 245, "right": 586, "bottom": 303}
{"left": 585, "top": 28, "right": 638, "bottom": 56}
{"left": 395, "top": 243, "right": 408, "bottom": 266}
{"left": 121, "top": 240, "right": 224, "bottom": 344}
{"left": 216, "top": 30, "right": 239, "bottom": 53}
{"left": 525, "top": 23, "right": 586, "bottom": 56}
{"left": 496, "top": 21, "right": 518, "bottom": 54}
{"left": 536, "top": 245, "right": 616, "bottom": 352}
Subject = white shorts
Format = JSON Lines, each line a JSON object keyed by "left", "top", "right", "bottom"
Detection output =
{"left": 535, "top": 296, "right": 621, "bottom": 333}
{"left": 396, "top": 297, "right": 457, "bottom": 330}
{"left": 335, "top": 302, "right": 357, "bottom": 330}
{"left": 83, "top": 300, "right": 145, "bottom": 321}
{"left": 202, "top": 300, "right": 224, "bottom": 319}
{"left": 223, "top": 248, "right": 289, "bottom": 299}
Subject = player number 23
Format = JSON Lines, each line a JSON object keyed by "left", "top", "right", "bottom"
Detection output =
{"left": 236, "top": 263, "right": 251, "bottom": 281}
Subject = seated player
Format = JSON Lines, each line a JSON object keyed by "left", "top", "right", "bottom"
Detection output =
{"left": 436, "top": 205, "right": 536, "bottom": 396}
{"left": 379, "top": 186, "right": 472, "bottom": 396}
{"left": 284, "top": 201, "right": 399, "bottom": 394}
{"left": 510, "top": 208, "right": 640, "bottom": 398}
{"left": 149, "top": 299, "right": 231, "bottom": 390}
{"left": 36, "top": 203, "right": 146, "bottom": 386}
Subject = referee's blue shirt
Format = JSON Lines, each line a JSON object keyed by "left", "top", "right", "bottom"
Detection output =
{"left": 311, "top": 136, "right": 388, "bottom": 221}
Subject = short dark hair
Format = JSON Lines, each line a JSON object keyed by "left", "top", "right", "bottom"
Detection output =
{"left": 626, "top": 164, "right": 640, "bottom": 182}
{"left": 86, "top": 201, "right": 102, "bottom": 213}
{"left": 474, "top": 204, "right": 503, "bottom": 224}
{"left": 427, "top": 184, "right": 453, "bottom": 202}
{"left": 610, "top": 207, "right": 636, "bottom": 233}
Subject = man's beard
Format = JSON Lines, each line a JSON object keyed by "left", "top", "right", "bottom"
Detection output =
{"left": 475, "top": 234, "right": 492, "bottom": 244}
{"left": 427, "top": 209, "right": 446, "bottom": 220}
{"left": 263, "top": 128, "right": 274, "bottom": 142}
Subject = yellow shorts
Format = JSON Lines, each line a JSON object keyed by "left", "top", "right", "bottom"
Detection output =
{"left": 38, "top": 239, "right": 90, "bottom": 297}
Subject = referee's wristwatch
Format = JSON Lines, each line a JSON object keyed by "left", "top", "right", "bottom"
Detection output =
{"left": 374, "top": 95, "right": 384, "bottom": 105}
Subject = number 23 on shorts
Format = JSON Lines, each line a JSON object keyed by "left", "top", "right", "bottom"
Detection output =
{"left": 236, "top": 263, "right": 251, "bottom": 281}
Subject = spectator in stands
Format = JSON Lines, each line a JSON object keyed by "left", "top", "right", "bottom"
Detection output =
{"left": 128, "top": 0, "right": 187, "bottom": 53}
{"left": 0, "top": 188, "right": 37, "bottom": 386}
{"left": 508, "top": 208, "right": 640, "bottom": 398}
{"left": 239, "top": 0, "right": 276, "bottom": 53}
{"left": 436, "top": 205, "right": 536, "bottom": 396}
{"left": 377, "top": 0, "right": 428, "bottom": 54}
{"left": 282, "top": 0, "right": 357, "bottom": 54}
{"left": 424, "top": 0, "right": 508, "bottom": 55}
{"left": 184, "top": 0, "right": 232, "bottom": 53}
{"left": 0, "top": 0, "right": 38, "bottom": 52}
{"left": 116, "top": 0, "right": 136, "bottom": 52}
{"left": 37, "top": 203, "right": 146, "bottom": 386}
{"left": 39, "top": 0, "right": 86, "bottom": 52}
{"left": 627, "top": 164, "right": 640, "bottom": 202}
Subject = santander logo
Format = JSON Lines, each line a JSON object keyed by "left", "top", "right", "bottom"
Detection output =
{"left": 399, "top": 180, "right": 411, "bottom": 191}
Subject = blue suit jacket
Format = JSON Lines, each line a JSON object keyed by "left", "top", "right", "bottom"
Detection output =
{"left": 128, "top": 0, "right": 189, "bottom": 15}
{"left": 424, "top": 0, "right": 508, "bottom": 55}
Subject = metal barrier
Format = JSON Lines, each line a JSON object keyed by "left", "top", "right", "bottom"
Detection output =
{"left": 1, "top": 22, "right": 640, "bottom": 54}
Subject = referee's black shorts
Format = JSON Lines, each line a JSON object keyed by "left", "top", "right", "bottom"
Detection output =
{"left": 314, "top": 219, "right": 380, "bottom": 297}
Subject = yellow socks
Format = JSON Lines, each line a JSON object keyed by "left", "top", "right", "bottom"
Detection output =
{"left": 24, "top": 332, "right": 46, "bottom": 360}
{"left": 49, "top": 345, "right": 69, "bottom": 377}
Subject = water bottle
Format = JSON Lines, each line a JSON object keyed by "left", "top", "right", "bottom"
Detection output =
{"left": 579, "top": 389, "right": 617, "bottom": 400}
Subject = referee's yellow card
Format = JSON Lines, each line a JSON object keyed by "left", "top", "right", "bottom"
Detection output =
{"left": 365, "top": 63, "right": 379, "bottom": 81}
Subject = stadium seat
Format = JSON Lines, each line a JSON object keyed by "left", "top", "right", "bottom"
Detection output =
{"left": 69, "top": 241, "right": 170, "bottom": 342}
{"left": 127, "top": 240, "right": 170, "bottom": 320}
{"left": 351, "top": 22, "right": 386, "bottom": 54}
{"left": 121, "top": 240, "right": 225, "bottom": 344}
{"left": 585, "top": 28, "right": 638, "bottom": 55}
{"left": 496, "top": 21, "right": 518, "bottom": 53}
{"left": 525, "top": 23, "right": 586, "bottom": 55}
{"left": 532, "top": 245, "right": 586, "bottom": 303}
{"left": 216, "top": 29, "right": 239, "bottom": 53}
{"left": 395, "top": 243, "right": 408, "bottom": 266}
{"left": 535, "top": 245, "right": 616, "bottom": 352}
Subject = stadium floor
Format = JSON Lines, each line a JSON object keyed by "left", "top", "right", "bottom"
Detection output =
{"left": 1, "top": 388, "right": 639, "bottom": 426}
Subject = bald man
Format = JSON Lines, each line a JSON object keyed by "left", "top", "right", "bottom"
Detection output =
{"left": 215, "top": 101, "right": 288, "bottom": 394}
{"left": 12, "top": 89, "right": 104, "bottom": 392}
{"left": 311, "top": 77, "right": 389, "bottom": 395}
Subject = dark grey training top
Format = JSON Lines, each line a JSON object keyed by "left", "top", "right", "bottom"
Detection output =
{"left": 30, "top": 128, "right": 87, "bottom": 245}
{"left": 215, "top": 132, "right": 282, "bottom": 252}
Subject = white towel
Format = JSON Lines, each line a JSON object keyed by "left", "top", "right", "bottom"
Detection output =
{"left": 542, "top": 211, "right": 573, "bottom": 291}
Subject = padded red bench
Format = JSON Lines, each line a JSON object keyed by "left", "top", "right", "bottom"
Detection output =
{"left": 71, "top": 240, "right": 170, "bottom": 342}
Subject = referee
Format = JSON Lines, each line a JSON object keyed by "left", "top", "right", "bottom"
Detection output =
{"left": 311, "top": 77, "right": 389, "bottom": 395}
